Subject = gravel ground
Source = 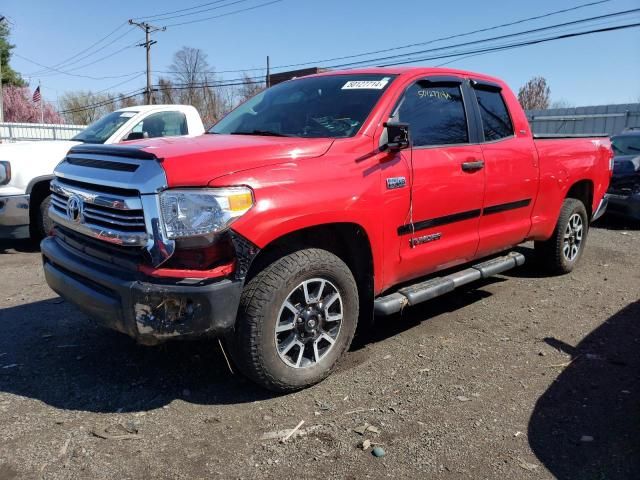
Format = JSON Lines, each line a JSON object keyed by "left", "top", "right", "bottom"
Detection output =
{"left": 0, "top": 217, "right": 638, "bottom": 480}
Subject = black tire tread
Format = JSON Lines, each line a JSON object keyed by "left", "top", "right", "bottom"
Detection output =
{"left": 30, "top": 194, "right": 52, "bottom": 240}
{"left": 535, "top": 198, "right": 588, "bottom": 275}
{"left": 230, "top": 248, "right": 358, "bottom": 392}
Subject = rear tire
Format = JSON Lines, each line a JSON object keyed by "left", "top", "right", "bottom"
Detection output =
{"left": 535, "top": 198, "right": 588, "bottom": 274}
{"left": 229, "top": 248, "right": 358, "bottom": 392}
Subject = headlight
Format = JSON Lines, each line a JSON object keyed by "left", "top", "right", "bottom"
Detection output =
{"left": 159, "top": 187, "right": 254, "bottom": 239}
{"left": 0, "top": 161, "right": 10, "bottom": 186}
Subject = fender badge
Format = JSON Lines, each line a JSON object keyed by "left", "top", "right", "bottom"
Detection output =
{"left": 386, "top": 177, "right": 406, "bottom": 189}
{"left": 410, "top": 233, "right": 442, "bottom": 247}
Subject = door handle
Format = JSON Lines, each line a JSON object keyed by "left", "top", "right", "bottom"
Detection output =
{"left": 461, "top": 160, "right": 485, "bottom": 172}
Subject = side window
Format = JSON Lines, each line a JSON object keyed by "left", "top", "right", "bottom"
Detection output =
{"left": 474, "top": 88, "right": 513, "bottom": 141}
{"left": 394, "top": 82, "right": 469, "bottom": 147}
{"left": 129, "top": 111, "right": 188, "bottom": 139}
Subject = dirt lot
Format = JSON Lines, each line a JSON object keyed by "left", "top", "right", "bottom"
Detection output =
{"left": 0, "top": 218, "right": 638, "bottom": 480}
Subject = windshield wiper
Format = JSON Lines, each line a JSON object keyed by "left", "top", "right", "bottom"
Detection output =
{"left": 230, "top": 130, "right": 291, "bottom": 137}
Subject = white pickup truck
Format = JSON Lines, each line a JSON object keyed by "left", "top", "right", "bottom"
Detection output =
{"left": 0, "top": 104, "right": 205, "bottom": 240}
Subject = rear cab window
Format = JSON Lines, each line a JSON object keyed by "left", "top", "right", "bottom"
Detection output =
{"left": 472, "top": 83, "right": 514, "bottom": 141}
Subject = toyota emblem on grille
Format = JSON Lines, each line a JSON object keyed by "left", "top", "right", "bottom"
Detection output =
{"left": 66, "top": 195, "right": 84, "bottom": 223}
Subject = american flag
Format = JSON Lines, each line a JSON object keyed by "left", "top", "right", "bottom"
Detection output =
{"left": 32, "top": 86, "right": 41, "bottom": 103}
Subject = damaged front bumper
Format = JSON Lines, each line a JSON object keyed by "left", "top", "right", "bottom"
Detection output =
{"left": 41, "top": 235, "right": 243, "bottom": 344}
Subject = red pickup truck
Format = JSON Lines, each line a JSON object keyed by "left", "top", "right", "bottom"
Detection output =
{"left": 41, "top": 67, "right": 612, "bottom": 391}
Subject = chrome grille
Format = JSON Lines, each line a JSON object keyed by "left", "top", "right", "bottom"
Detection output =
{"left": 49, "top": 178, "right": 148, "bottom": 247}
{"left": 51, "top": 145, "right": 175, "bottom": 266}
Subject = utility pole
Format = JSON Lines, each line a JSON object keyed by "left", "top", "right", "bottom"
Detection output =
{"left": 0, "top": 16, "right": 6, "bottom": 123}
{"left": 128, "top": 19, "right": 165, "bottom": 105}
{"left": 266, "top": 56, "right": 270, "bottom": 88}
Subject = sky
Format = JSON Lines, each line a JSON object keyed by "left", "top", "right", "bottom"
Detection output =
{"left": 2, "top": 0, "right": 640, "bottom": 110}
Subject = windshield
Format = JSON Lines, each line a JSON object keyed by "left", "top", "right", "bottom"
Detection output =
{"left": 611, "top": 135, "right": 640, "bottom": 156}
{"left": 72, "top": 111, "right": 138, "bottom": 144}
{"left": 210, "top": 74, "right": 396, "bottom": 138}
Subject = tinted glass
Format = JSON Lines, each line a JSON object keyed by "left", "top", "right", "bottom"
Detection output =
{"left": 72, "top": 111, "right": 137, "bottom": 144}
{"left": 475, "top": 88, "right": 513, "bottom": 141}
{"left": 394, "top": 83, "right": 468, "bottom": 146}
{"left": 211, "top": 74, "right": 396, "bottom": 138}
{"left": 611, "top": 135, "right": 640, "bottom": 155}
{"left": 129, "top": 111, "right": 188, "bottom": 139}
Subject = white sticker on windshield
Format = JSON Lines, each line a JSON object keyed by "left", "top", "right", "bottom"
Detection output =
{"left": 342, "top": 77, "right": 390, "bottom": 90}
{"left": 119, "top": 112, "right": 137, "bottom": 118}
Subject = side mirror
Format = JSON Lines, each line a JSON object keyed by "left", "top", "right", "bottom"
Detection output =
{"left": 124, "top": 132, "right": 147, "bottom": 141}
{"left": 382, "top": 122, "right": 410, "bottom": 151}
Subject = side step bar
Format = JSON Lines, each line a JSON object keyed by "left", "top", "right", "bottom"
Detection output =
{"left": 374, "top": 252, "right": 525, "bottom": 315}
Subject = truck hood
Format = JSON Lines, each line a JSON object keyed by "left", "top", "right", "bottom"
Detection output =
{"left": 135, "top": 134, "right": 335, "bottom": 187}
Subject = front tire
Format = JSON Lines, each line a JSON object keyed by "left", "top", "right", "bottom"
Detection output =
{"left": 30, "top": 194, "right": 53, "bottom": 240}
{"left": 229, "top": 248, "right": 359, "bottom": 392}
{"left": 535, "top": 198, "right": 588, "bottom": 274}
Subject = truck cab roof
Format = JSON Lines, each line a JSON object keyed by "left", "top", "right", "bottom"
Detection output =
{"left": 308, "top": 66, "right": 504, "bottom": 85}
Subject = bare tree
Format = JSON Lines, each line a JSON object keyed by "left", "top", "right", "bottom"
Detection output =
{"left": 169, "top": 47, "right": 210, "bottom": 113}
{"left": 117, "top": 92, "right": 140, "bottom": 109}
{"left": 156, "top": 77, "right": 175, "bottom": 105}
{"left": 170, "top": 47, "right": 205, "bottom": 101}
{"left": 155, "top": 47, "right": 268, "bottom": 125}
{"left": 518, "top": 77, "right": 551, "bottom": 110}
{"left": 59, "top": 91, "right": 117, "bottom": 124}
{"left": 550, "top": 99, "right": 574, "bottom": 109}
{"left": 167, "top": 46, "right": 236, "bottom": 124}
{"left": 237, "top": 72, "right": 265, "bottom": 103}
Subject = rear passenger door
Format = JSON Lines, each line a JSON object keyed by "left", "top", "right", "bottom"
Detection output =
{"left": 470, "top": 80, "right": 539, "bottom": 257}
{"left": 390, "top": 76, "right": 485, "bottom": 283}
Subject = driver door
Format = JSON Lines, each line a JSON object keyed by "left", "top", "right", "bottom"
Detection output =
{"left": 383, "top": 77, "right": 485, "bottom": 285}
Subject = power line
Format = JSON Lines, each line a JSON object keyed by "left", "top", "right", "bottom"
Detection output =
{"left": 15, "top": 49, "right": 143, "bottom": 80}
{"left": 21, "top": 0, "right": 271, "bottom": 79}
{"left": 378, "top": 22, "right": 640, "bottom": 67}
{"left": 241, "top": 0, "right": 614, "bottom": 73}
{"left": 163, "top": 0, "right": 284, "bottom": 27}
{"left": 94, "top": 72, "right": 147, "bottom": 94}
{"left": 153, "top": 0, "right": 615, "bottom": 75}
{"left": 326, "top": 8, "right": 640, "bottom": 69}
{"left": 57, "top": 16, "right": 640, "bottom": 115}
{"left": 132, "top": 0, "right": 237, "bottom": 21}
{"left": 33, "top": 37, "right": 145, "bottom": 79}
{"left": 59, "top": 87, "right": 146, "bottom": 115}
{"left": 26, "top": 25, "right": 136, "bottom": 76}
{"left": 136, "top": 0, "right": 253, "bottom": 22}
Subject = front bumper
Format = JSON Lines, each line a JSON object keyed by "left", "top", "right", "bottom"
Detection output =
{"left": 0, "top": 194, "right": 30, "bottom": 239}
{"left": 41, "top": 235, "right": 244, "bottom": 344}
{"left": 605, "top": 192, "right": 640, "bottom": 221}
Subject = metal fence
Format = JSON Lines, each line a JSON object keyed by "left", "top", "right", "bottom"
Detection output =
{"left": 526, "top": 103, "right": 640, "bottom": 136}
{"left": 0, "top": 122, "right": 86, "bottom": 143}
